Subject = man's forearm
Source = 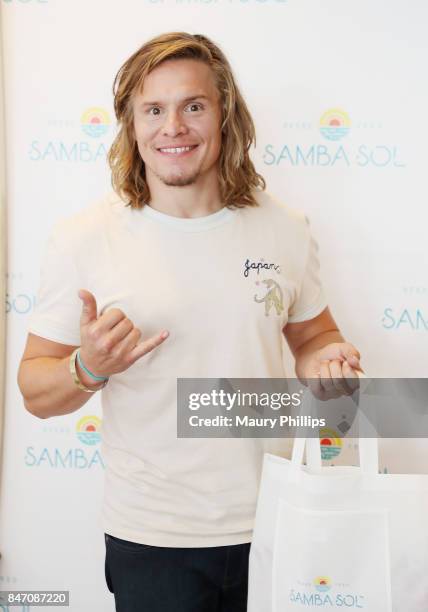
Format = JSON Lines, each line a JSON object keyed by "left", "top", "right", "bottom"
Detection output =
{"left": 294, "top": 330, "right": 345, "bottom": 380}
{"left": 18, "top": 355, "right": 103, "bottom": 419}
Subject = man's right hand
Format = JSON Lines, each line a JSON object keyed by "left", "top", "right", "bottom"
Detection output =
{"left": 77, "top": 289, "right": 169, "bottom": 383}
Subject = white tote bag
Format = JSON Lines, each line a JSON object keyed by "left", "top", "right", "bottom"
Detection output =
{"left": 247, "top": 408, "right": 428, "bottom": 611}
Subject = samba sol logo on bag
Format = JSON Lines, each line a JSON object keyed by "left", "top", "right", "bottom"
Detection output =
{"left": 289, "top": 576, "right": 365, "bottom": 608}
{"left": 319, "top": 428, "right": 343, "bottom": 461}
{"left": 314, "top": 576, "right": 332, "bottom": 592}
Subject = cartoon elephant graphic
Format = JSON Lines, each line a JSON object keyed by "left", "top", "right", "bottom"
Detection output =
{"left": 254, "top": 279, "right": 284, "bottom": 316}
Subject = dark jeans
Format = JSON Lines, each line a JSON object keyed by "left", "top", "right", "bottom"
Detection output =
{"left": 104, "top": 533, "right": 251, "bottom": 612}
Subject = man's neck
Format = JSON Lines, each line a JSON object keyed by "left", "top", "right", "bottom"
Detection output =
{"left": 146, "top": 172, "right": 224, "bottom": 219}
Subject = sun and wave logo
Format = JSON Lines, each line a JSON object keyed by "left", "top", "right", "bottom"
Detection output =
{"left": 319, "top": 109, "right": 351, "bottom": 141}
{"left": 81, "top": 107, "right": 110, "bottom": 138}
{"left": 314, "top": 576, "right": 332, "bottom": 593}
{"left": 319, "top": 428, "right": 342, "bottom": 460}
{"left": 76, "top": 415, "right": 102, "bottom": 446}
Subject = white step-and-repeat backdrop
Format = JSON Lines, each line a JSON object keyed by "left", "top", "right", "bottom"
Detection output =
{"left": 1, "top": 0, "right": 427, "bottom": 610}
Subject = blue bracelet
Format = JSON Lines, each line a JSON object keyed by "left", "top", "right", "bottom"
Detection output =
{"left": 77, "top": 349, "right": 109, "bottom": 382}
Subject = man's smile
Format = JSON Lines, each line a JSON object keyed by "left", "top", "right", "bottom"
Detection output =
{"left": 155, "top": 144, "right": 199, "bottom": 157}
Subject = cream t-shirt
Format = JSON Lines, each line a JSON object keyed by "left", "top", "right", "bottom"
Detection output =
{"left": 28, "top": 188, "right": 328, "bottom": 547}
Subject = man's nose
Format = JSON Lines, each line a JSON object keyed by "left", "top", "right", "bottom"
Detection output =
{"left": 162, "top": 110, "right": 188, "bottom": 137}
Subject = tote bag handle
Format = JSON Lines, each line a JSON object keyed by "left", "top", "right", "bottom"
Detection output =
{"left": 291, "top": 373, "right": 380, "bottom": 474}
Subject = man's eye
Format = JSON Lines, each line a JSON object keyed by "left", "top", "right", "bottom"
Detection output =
{"left": 146, "top": 103, "right": 202, "bottom": 116}
{"left": 186, "top": 103, "right": 203, "bottom": 112}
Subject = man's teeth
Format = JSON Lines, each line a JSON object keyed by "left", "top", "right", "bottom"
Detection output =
{"left": 159, "top": 146, "right": 195, "bottom": 154}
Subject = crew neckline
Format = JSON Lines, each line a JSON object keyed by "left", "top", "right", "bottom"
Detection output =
{"left": 136, "top": 203, "right": 235, "bottom": 232}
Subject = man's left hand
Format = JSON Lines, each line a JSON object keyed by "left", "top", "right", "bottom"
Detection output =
{"left": 301, "top": 342, "right": 362, "bottom": 400}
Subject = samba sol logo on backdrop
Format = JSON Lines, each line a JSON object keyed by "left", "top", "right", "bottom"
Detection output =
{"left": 289, "top": 576, "right": 365, "bottom": 608}
{"left": 0, "top": 601, "right": 30, "bottom": 612}
{"left": 319, "top": 109, "right": 351, "bottom": 141}
{"left": 5, "top": 272, "right": 36, "bottom": 316}
{"left": 382, "top": 307, "right": 428, "bottom": 331}
{"left": 142, "top": 0, "right": 287, "bottom": 6}
{"left": 29, "top": 106, "right": 112, "bottom": 162}
{"left": 263, "top": 107, "right": 405, "bottom": 168}
{"left": 0, "top": 574, "right": 30, "bottom": 612}
{"left": 24, "top": 415, "right": 104, "bottom": 469}
{"left": 3, "top": 0, "right": 46, "bottom": 4}
{"left": 81, "top": 107, "right": 110, "bottom": 138}
{"left": 382, "top": 286, "right": 428, "bottom": 332}
{"left": 76, "top": 415, "right": 102, "bottom": 445}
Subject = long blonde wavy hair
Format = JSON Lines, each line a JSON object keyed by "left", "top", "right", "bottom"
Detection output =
{"left": 108, "top": 32, "right": 266, "bottom": 209}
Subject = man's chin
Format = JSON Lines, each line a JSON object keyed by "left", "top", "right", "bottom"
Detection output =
{"left": 161, "top": 175, "right": 198, "bottom": 187}
{"left": 155, "top": 169, "right": 200, "bottom": 188}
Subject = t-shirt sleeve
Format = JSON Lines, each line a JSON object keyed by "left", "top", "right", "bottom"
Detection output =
{"left": 27, "top": 225, "right": 82, "bottom": 345}
{"left": 287, "top": 217, "right": 328, "bottom": 323}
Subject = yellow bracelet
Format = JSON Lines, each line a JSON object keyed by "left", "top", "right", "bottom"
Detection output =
{"left": 69, "top": 348, "right": 108, "bottom": 393}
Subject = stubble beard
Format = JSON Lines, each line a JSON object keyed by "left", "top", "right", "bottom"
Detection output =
{"left": 155, "top": 166, "right": 200, "bottom": 188}
{"left": 161, "top": 173, "right": 199, "bottom": 187}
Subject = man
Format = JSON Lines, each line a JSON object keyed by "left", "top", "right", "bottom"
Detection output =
{"left": 18, "top": 32, "right": 361, "bottom": 612}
